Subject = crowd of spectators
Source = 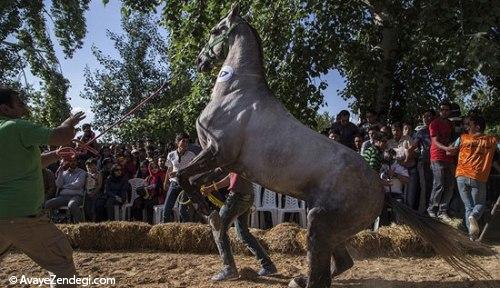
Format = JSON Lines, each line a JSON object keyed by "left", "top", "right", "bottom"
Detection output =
{"left": 325, "top": 103, "right": 500, "bottom": 240}
{"left": 42, "top": 130, "right": 207, "bottom": 225}
{"left": 41, "top": 102, "right": 500, "bottom": 241}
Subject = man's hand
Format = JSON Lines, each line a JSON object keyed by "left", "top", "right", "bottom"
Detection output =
{"left": 49, "top": 111, "right": 86, "bottom": 146}
{"left": 62, "top": 111, "right": 86, "bottom": 127}
{"left": 381, "top": 179, "right": 392, "bottom": 187}
{"left": 200, "top": 185, "right": 214, "bottom": 195}
{"left": 445, "top": 146, "right": 459, "bottom": 155}
{"left": 388, "top": 168, "right": 395, "bottom": 179}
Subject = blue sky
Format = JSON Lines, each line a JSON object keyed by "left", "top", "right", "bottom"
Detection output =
{"left": 28, "top": 0, "right": 349, "bottom": 123}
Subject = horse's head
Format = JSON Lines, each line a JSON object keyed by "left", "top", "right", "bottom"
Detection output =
{"left": 196, "top": 3, "right": 244, "bottom": 72}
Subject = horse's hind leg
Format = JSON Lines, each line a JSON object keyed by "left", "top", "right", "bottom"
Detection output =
{"left": 289, "top": 207, "right": 333, "bottom": 288}
{"left": 307, "top": 207, "right": 335, "bottom": 288}
{"left": 331, "top": 243, "right": 353, "bottom": 277}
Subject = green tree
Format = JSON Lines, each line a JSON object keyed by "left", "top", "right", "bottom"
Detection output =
{"left": 121, "top": 0, "right": 498, "bottom": 129}
{"left": 81, "top": 13, "right": 187, "bottom": 142}
{"left": 0, "top": 0, "right": 89, "bottom": 125}
{"left": 123, "top": 0, "right": 328, "bottom": 129}
{"left": 315, "top": 111, "right": 334, "bottom": 133}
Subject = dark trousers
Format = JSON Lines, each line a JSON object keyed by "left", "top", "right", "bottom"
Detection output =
{"left": 217, "top": 191, "right": 273, "bottom": 269}
{"left": 163, "top": 181, "right": 193, "bottom": 222}
{"left": 84, "top": 192, "right": 97, "bottom": 222}
{"left": 95, "top": 196, "right": 122, "bottom": 221}
{"left": 428, "top": 161, "right": 455, "bottom": 215}
{"left": 45, "top": 195, "right": 83, "bottom": 223}
{"left": 417, "top": 160, "right": 433, "bottom": 213}
{"left": 132, "top": 197, "right": 156, "bottom": 224}
{"left": 405, "top": 165, "right": 420, "bottom": 210}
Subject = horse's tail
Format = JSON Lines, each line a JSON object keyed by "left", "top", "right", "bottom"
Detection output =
{"left": 386, "top": 195, "right": 494, "bottom": 280}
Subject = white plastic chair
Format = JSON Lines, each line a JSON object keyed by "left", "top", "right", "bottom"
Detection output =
{"left": 113, "top": 205, "right": 122, "bottom": 220}
{"left": 121, "top": 178, "right": 146, "bottom": 220}
{"left": 277, "top": 195, "right": 307, "bottom": 227}
{"left": 249, "top": 183, "right": 263, "bottom": 227}
{"left": 251, "top": 183, "right": 262, "bottom": 207}
{"left": 251, "top": 188, "right": 278, "bottom": 228}
{"left": 153, "top": 205, "right": 164, "bottom": 224}
{"left": 372, "top": 216, "right": 380, "bottom": 232}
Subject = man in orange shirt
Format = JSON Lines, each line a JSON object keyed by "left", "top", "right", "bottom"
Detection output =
{"left": 449, "top": 115, "right": 500, "bottom": 240}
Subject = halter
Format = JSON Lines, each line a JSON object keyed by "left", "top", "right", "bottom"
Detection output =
{"left": 202, "top": 20, "right": 242, "bottom": 60}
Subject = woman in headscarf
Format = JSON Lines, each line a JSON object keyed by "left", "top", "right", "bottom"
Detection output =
{"left": 95, "top": 164, "right": 129, "bottom": 221}
{"left": 131, "top": 162, "right": 165, "bottom": 223}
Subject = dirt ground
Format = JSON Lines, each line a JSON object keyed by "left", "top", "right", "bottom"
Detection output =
{"left": 1, "top": 247, "right": 499, "bottom": 287}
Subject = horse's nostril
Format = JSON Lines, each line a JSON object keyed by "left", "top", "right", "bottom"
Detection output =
{"left": 197, "top": 58, "right": 202, "bottom": 64}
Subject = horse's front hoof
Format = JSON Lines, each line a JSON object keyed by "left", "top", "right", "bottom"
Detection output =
{"left": 288, "top": 276, "right": 307, "bottom": 288}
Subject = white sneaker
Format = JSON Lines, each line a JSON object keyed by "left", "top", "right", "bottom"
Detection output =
{"left": 211, "top": 268, "right": 239, "bottom": 281}
{"left": 468, "top": 215, "right": 479, "bottom": 238}
{"left": 438, "top": 213, "right": 452, "bottom": 223}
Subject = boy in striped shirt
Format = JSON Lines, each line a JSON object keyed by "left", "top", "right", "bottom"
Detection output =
{"left": 362, "top": 132, "right": 388, "bottom": 172}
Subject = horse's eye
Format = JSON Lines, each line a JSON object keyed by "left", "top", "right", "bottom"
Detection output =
{"left": 212, "top": 28, "right": 221, "bottom": 35}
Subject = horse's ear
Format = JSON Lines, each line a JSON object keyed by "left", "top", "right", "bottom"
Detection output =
{"left": 242, "top": 9, "right": 252, "bottom": 21}
{"left": 228, "top": 2, "right": 240, "bottom": 20}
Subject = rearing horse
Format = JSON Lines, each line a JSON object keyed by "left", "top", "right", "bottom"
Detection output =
{"left": 177, "top": 4, "right": 491, "bottom": 288}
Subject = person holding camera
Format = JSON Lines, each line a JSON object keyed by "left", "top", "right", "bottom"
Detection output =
{"left": 380, "top": 149, "right": 410, "bottom": 201}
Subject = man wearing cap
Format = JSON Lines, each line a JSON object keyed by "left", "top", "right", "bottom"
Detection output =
{"left": 0, "top": 88, "right": 85, "bottom": 287}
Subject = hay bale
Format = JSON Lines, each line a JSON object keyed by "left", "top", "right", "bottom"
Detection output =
{"left": 147, "top": 223, "right": 217, "bottom": 253}
{"left": 55, "top": 221, "right": 436, "bottom": 257}
{"left": 347, "top": 225, "right": 433, "bottom": 258}
{"left": 57, "top": 221, "right": 151, "bottom": 251}
{"left": 264, "top": 223, "right": 306, "bottom": 254}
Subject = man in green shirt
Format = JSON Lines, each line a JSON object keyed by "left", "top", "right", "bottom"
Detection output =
{"left": 0, "top": 87, "right": 85, "bottom": 287}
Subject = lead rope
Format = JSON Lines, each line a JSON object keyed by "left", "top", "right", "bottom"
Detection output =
{"left": 56, "top": 82, "right": 168, "bottom": 161}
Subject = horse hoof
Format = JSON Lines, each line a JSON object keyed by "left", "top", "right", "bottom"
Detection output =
{"left": 332, "top": 259, "right": 354, "bottom": 277}
{"left": 288, "top": 276, "right": 307, "bottom": 288}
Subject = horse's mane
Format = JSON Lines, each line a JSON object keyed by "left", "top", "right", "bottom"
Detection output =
{"left": 242, "top": 19, "right": 265, "bottom": 71}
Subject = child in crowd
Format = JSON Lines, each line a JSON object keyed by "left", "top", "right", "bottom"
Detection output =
{"left": 84, "top": 158, "right": 103, "bottom": 222}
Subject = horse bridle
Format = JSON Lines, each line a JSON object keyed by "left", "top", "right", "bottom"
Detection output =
{"left": 202, "top": 20, "right": 243, "bottom": 60}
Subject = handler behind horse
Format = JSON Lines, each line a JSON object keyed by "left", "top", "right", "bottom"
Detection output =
{"left": 201, "top": 171, "right": 277, "bottom": 281}
{"left": 0, "top": 88, "right": 85, "bottom": 287}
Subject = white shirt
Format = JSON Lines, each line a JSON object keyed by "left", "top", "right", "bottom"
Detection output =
{"left": 380, "top": 162, "right": 409, "bottom": 194}
{"left": 387, "top": 135, "right": 415, "bottom": 165}
{"left": 166, "top": 149, "right": 196, "bottom": 183}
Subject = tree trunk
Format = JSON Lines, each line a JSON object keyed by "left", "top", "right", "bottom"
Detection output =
{"left": 366, "top": 1, "right": 397, "bottom": 120}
